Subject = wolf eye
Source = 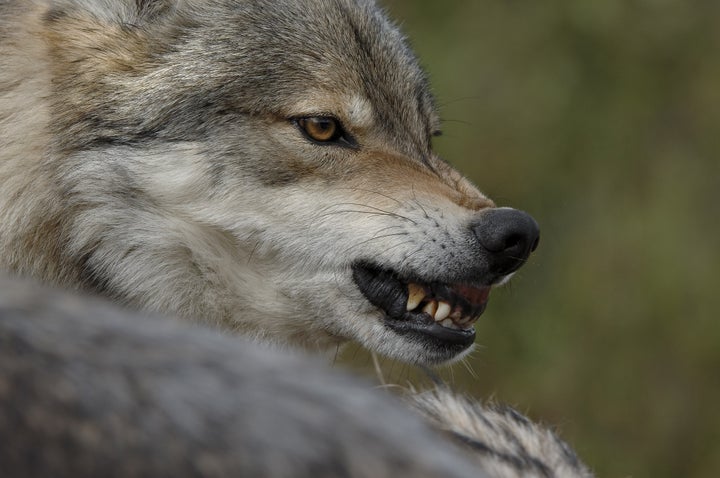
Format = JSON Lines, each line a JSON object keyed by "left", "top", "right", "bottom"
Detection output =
{"left": 296, "top": 116, "right": 346, "bottom": 144}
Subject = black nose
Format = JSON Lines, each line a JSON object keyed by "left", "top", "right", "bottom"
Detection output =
{"left": 472, "top": 208, "right": 540, "bottom": 277}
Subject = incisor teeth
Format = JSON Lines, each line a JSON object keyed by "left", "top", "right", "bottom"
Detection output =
{"left": 422, "top": 300, "right": 438, "bottom": 317}
{"left": 406, "top": 283, "right": 425, "bottom": 311}
{"left": 457, "top": 315, "right": 475, "bottom": 326}
{"left": 440, "top": 318, "right": 460, "bottom": 330}
{"left": 435, "top": 301, "right": 451, "bottom": 321}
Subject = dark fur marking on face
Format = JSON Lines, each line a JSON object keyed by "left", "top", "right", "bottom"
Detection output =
{"left": 208, "top": 160, "right": 227, "bottom": 190}
{"left": 252, "top": 158, "right": 323, "bottom": 187}
{"left": 76, "top": 247, "right": 115, "bottom": 299}
{"left": 107, "top": 162, "right": 154, "bottom": 209}
{"left": 42, "top": 7, "right": 68, "bottom": 24}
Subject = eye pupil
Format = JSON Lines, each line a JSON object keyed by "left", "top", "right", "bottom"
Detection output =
{"left": 316, "top": 119, "right": 331, "bottom": 131}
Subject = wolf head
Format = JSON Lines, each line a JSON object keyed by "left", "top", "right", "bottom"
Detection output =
{"left": 6, "top": 0, "right": 539, "bottom": 364}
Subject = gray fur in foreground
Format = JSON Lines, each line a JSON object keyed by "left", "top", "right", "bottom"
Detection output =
{"left": 0, "top": 275, "right": 594, "bottom": 477}
{"left": 409, "top": 389, "right": 594, "bottom": 478}
{"left": 0, "top": 274, "right": 483, "bottom": 478}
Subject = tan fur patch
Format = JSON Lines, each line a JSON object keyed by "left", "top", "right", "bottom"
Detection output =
{"left": 343, "top": 148, "right": 494, "bottom": 212}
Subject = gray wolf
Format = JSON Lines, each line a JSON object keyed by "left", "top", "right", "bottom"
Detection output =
{"left": 0, "top": 0, "right": 539, "bottom": 366}
{"left": 0, "top": 274, "right": 591, "bottom": 477}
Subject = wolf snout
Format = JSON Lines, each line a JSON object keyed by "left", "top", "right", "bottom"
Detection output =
{"left": 472, "top": 208, "right": 540, "bottom": 278}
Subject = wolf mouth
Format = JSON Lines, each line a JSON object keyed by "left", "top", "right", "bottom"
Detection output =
{"left": 352, "top": 263, "right": 491, "bottom": 350}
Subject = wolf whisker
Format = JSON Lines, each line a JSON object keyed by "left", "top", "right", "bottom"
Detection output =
{"left": 367, "top": 224, "right": 406, "bottom": 236}
{"left": 247, "top": 240, "right": 262, "bottom": 265}
{"left": 378, "top": 239, "right": 416, "bottom": 256}
{"left": 371, "top": 352, "right": 386, "bottom": 387}
{"left": 333, "top": 187, "right": 404, "bottom": 206}
{"left": 460, "top": 357, "right": 479, "bottom": 381}
{"left": 318, "top": 202, "right": 418, "bottom": 224}
{"left": 409, "top": 189, "right": 431, "bottom": 219}
{"left": 315, "top": 210, "right": 413, "bottom": 223}
{"left": 332, "top": 344, "right": 340, "bottom": 367}
{"left": 396, "top": 245, "right": 425, "bottom": 271}
{"left": 342, "top": 232, "right": 409, "bottom": 255}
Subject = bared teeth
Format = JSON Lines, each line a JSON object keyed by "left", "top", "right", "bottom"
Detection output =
{"left": 406, "top": 283, "right": 426, "bottom": 311}
{"left": 422, "top": 300, "right": 438, "bottom": 317}
{"left": 457, "top": 315, "right": 475, "bottom": 325}
{"left": 405, "top": 282, "right": 486, "bottom": 331}
{"left": 458, "top": 315, "right": 480, "bottom": 329}
{"left": 440, "top": 318, "right": 460, "bottom": 330}
{"left": 435, "top": 301, "right": 451, "bottom": 321}
{"left": 449, "top": 308, "right": 463, "bottom": 319}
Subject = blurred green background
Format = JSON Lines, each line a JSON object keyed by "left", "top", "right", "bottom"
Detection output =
{"left": 343, "top": 1, "right": 720, "bottom": 476}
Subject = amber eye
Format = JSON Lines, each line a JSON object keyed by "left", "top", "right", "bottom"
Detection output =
{"left": 297, "top": 116, "right": 342, "bottom": 143}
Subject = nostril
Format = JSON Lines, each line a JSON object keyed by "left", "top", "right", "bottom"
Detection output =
{"left": 530, "top": 235, "right": 540, "bottom": 253}
{"left": 503, "top": 233, "right": 523, "bottom": 253}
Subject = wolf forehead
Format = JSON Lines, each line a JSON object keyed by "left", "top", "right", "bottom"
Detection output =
{"left": 45, "top": 0, "right": 439, "bottom": 154}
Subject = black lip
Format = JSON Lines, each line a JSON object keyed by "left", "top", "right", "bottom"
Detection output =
{"left": 352, "top": 263, "right": 480, "bottom": 350}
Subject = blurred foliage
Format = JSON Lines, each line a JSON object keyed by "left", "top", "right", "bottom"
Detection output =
{"left": 341, "top": 1, "right": 720, "bottom": 476}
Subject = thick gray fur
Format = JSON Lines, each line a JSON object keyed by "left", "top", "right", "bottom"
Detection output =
{"left": 410, "top": 389, "right": 594, "bottom": 478}
{"left": 0, "top": 274, "right": 485, "bottom": 478}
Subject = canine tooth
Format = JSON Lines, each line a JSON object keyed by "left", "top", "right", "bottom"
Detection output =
{"left": 435, "top": 301, "right": 451, "bottom": 321}
{"left": 422, "top": 300, "right": 438, "bottom": 318}
{"left": 440, "top": 318, "right": 459, "bottom": 330}
{"left": 406, "top": 283, "right": 425, "bottom": 311}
